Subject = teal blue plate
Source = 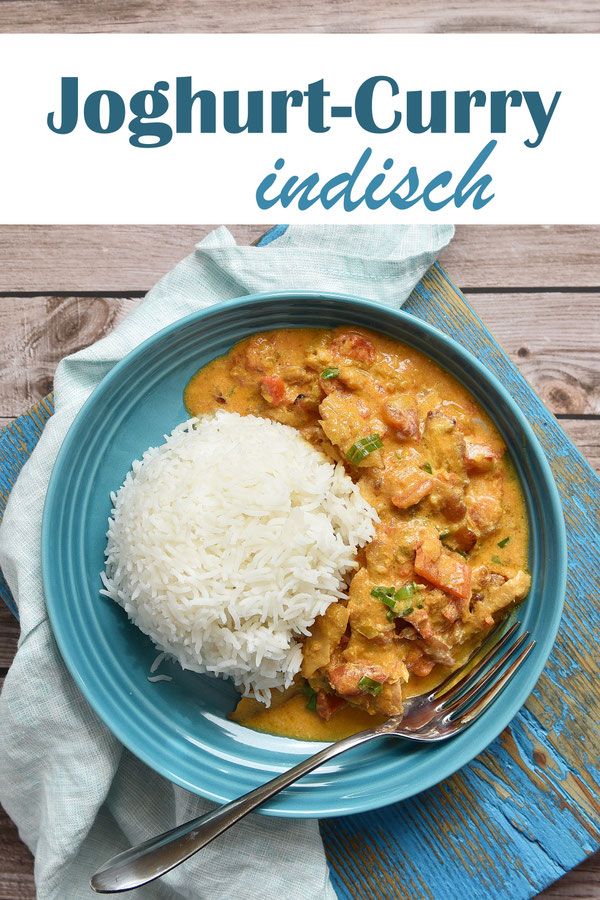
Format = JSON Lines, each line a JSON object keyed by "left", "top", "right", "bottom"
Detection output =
{"left": 42, "top": 292, "right": 566, "bottom": 818}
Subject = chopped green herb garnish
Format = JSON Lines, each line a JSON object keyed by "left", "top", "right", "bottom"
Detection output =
{"left": 381, "top": 596, "right": 397, "bottom": 613}
{"left": 439, "top": 531, "right": 450, "bottom": 540}
{"left": 395, "top": 582, "right": 417, "bottom": 603}
{"left": 422, "top": 462, "right": 433, "bottom": 474}
{"left": 491, "top": 555, "right": 502, "bottom": 565}
{"left": 373, "top": 582, "right": 417, "bottom": 619}
{"left": 395, "top": 449, "right": 404, "bottom": 460}
{"left": 358, "top": 676, "right": 383, "bottom": 696}
{"left": 371, "top": 585, "right": 396, "bottom": 603}
{"left": 346, "top": 433, "right": 383, "bottom": 464}
{"left": 321, "top": 366, "right": 340, "bottom": 380}
{"left": 497, "top": 537, "right": 510, "bottom": 548}
{"left": 303, "top": 682, "right": 317, "bottom": 711}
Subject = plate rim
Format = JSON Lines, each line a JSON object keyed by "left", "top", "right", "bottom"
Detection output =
{"left": 42, "top": 290, "right": 567, "bottom": 817}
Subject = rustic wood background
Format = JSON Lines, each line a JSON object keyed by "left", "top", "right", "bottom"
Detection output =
{"left": 1, "top": 0, "right": 599, "bottom": 895}
{"left": 1, "top": 0, "right": 598, "bottom": 31}
{"left": 0, "top": 223, "right": 598, "bottom": 898}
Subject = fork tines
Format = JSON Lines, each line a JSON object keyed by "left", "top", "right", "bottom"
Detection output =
{"left": 434, "top": 620, "right": 535, "bottom": 728}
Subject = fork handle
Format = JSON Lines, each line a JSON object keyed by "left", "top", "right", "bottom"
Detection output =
{"left": 91, "top": 728, "right": 377, "bottom": 894}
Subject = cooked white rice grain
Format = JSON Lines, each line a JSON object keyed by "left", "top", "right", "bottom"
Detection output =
{"left": 100, "top": 411, "right": 377, "bottom": 704}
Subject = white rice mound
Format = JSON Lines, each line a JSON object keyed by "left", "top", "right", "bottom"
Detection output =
{"left": 100, "top": 411, "right": 377, "bottom": 704}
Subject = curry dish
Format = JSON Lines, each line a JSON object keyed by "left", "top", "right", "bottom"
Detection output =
{"left": 184, "top": 327, "right": 530, "bottom": 741}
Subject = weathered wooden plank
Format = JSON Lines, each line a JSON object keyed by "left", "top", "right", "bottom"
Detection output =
{"left": 0, "top": 398, "right": 56, "bottom": 618}
{"left": 466, "top": 293, "right": 600, "bottom": 415}
{"left": 0, "top": 293, "right": 598, "bottom": 422}
{"left": 0, "top": 296, "right": 139, "bottom": 415}
{"left": 540, "top": 856, "right": 600, "bottom": 898}
{"left": 0, "top": 226, "right": 263, "bottom": 293}
{"left": 0, "top": 803, "right": 35, "bottom": 900}
{"left": 0, "top": 0, "right": 597, "bottom": 32}
{"left": 0, "top": 804, "right": 596, "bottom": 900}
{"left": 0, "top": 603, "right": 19, "bottom": 668}
{"left": 560, "top": 420, "right": 599, "bottom": 473}
{"left": 443, "top": 226, "right": 600, "bottom": 290}
{"left": 0, "top": 226, "right": 598, "bottom": 292}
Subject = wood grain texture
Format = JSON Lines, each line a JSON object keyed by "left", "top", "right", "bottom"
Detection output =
{"left": 560, "top": 420, "right": 599, "bottom": 473}
{"left": 441, "top": 226, "right": 600, "bottom": 290}
{"left": 0, "top": 296, "right": 139, "bottom": 416}
{"left": 540, "top": 857, "right": 600, "bottom": 899}
{"left": 0, "top": 822, "right": 583, "bottom": 899}
{"left": 0, "top": 294, "right": 597, "bottom": 470}
{"left": 1, "top": 264, "right": 598, "bottom": 900}
{"left": 0, "top": 802, "right": 35, "bottom": 900}
{"left": 0, "top": 603, "right": 19, "bottom": 668}
{"left": 0, "top": 226, "right": 598, "bottom": 293}
{"left": 0, "top": 0, "right": 597, "bottom": 33}
{"left": 0, "top": 226, "right": 262, "bottom": 293}
{"left": 467, "top": 293, "right": 600, "bottom": 415}
{"left": 0, "top": 397, "right": 55, "bottom": 619}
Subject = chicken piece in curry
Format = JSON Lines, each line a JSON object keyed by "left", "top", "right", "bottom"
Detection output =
{"left": 184, "top": 327, "right": 530, "bottom": 741}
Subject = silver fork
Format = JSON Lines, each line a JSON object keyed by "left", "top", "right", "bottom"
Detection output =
{"left": 91, "top": 621, "right": 534, "bottom": 894}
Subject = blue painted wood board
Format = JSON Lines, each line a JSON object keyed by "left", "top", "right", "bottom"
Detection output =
{"left": 0, "top": 250, "right": 598, "bottom": 899}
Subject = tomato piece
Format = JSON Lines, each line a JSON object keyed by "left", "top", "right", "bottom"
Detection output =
{"left": 316, "top": 691, "right": 347, "bottom": 721}
{"left": 414, "top": 536, "right": 472, "bottom": 602}
{"left": 390, "top": 467, "right": 434, "bottom": 510}
{"left": 328, "top": 662, "right": 387, "bottom": 697}
{"left": 330, "top": 332, "right": 376, "bottom": 366}
{"left": 259, "top": 375, "right": 286, "bottom": 406}
{"left": 381, "top": 397, "right": 419, "bottom": 439}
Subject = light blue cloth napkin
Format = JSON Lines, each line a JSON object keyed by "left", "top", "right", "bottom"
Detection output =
{"left": 0, "top": 224, "right": 453, "bottom": 900}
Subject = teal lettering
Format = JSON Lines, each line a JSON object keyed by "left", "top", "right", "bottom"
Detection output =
{"left": 523, "top": 91, "right": 561, "bottom": 148}
{"left": 406, "top": 90, "right": 447, "bottom": 134}
{"left": 454, "top": 90, "right": 486, "bottom": 133}
{"left": 47, "top": 77, "right": 79, "bottom": 134}
{"left": 223, "top": 91, "right": 263, "bottom": 133}
{"left": 84, "top": 89, "right": 125, "bottom": 134}
{"left": 129, "top": 81, "right": 171, "bottom": 147}
{"left": 355, "top": 76, "right": 401, "bottom": 134}
{"left": 271, "top": 90, "right": 303, "bottom": 133}
{"left": 176, "top": 77, "right": 216, "bottom": 133}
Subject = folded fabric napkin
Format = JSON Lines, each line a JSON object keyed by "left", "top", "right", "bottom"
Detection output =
{"left": 0, "top": 224, "right": 453, "bottom": 900}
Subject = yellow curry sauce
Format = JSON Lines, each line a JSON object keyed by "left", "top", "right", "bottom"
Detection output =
{"left": 184, "top": 327, "right": 530, "bottom": 741}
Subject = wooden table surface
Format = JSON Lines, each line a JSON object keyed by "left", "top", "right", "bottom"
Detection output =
{"left": 0, "top": 2, "right": 599, "bottom": 896}
{"left": 0, "top": 223, "right": 598, "bottom": 898}
{"left": 0, "top": 0, "right": 598, "bottom": 31}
